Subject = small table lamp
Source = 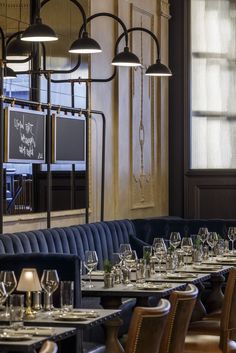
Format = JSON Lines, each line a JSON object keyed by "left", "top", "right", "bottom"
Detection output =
{"left": 17, "top": 268, "right": 41, "bottom": 319}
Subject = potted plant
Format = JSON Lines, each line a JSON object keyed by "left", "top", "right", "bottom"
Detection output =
{"left": 103, "top": 259, "right": 114, "bottom": 288}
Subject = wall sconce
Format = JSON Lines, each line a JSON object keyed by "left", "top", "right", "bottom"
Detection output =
{"left": 21, "top": 17, "right": 58, "bottom": 42}
{"left": 17, "top": 268, "right": 41, "bottom": 319}
{"left": 145, "top": 58, "right": 172, "bottom": 77}
{"left": 111, "top": 46, "right": 141, "bottom": 67}
{"left": 116, "top": 26, "right": 172, "bottom": 77}
{"left": 6, "top": 34, "right": 32, "bottom": 59}
{"left": 4, "top": 66, "right": 17, "bottom": 79}
{"left": 69, "top": 31, "right": 102, "bottom": 54}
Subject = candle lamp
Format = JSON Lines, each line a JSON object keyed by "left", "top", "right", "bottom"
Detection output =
{"left": 17, "top": 268, "right": 41, "bottom": 319}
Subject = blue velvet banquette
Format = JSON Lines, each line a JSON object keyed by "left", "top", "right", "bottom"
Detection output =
{"left": 0, "top": 216, "right": 234, "bottom": 351}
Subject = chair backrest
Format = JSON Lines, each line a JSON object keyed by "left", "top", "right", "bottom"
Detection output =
{"left": 0, "top": 253, "right": 81, "bottom": 307}
{"left": 159, "top": 284, "right": 198, "bottom": 353}
{"left": 39, "top": 341, "right": 58, "bottom": 353}
{"left": 220, "top": 267, "right": 236, "bottom": 349}
{"left": 125, "top": 298, "right": 170, "bottom": 353}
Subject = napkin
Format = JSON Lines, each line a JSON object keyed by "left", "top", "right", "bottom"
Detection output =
{"left": 4, "top": 327, "right": 55, "bottom": 336}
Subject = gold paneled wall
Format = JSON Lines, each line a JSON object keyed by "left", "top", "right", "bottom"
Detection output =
{"left": 90, "top": 0, "right": 170, "bottom": 221}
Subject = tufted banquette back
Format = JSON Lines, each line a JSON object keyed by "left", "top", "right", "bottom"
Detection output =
{"left": 0, "top": 219, "right": 135, "bottom": 269}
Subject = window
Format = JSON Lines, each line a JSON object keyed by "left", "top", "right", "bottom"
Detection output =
{"left": 190, "top": 0, "right": 236, "bottom": 169}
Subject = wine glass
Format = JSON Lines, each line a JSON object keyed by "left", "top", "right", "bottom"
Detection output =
{"left": 124, "top": 250, "right": 138, "bottom": 270}
{"left": 0, "top": 271, "right": 17, "bottom": 317}
{"left": 207, "top": 232, "right": 219, "bottom": 261}
{"left": 227, "top": 227, "right": 236, "bottom": 254}
{"left": 84, "top": 250, "right": 98, "bottom": 288}
{"left": 153, "top": 238, "right": 167, "bottom": 276}
{"left": 198, "top": 227, "right": 209, "bottom": 244}
{"left": 0, "top": 282, "right": 7, "bottom": 307}
{"left": 41, "top": 270, "right": 59, "bottom": 313}
{"left": 169, "top": 232, "right": 181, "bottom": 250}
{"left": 181, "top": 237, "right": 193, "bottom": 267}
{"left": 119, "top": 244, "right": 132, "bottom": 264}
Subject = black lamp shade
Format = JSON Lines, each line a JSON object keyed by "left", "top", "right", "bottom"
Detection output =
{"left": 69, "top": 32, "right": 102, "bottom": 54}
{"left": 112, "top": 46, "right": 141, "bottom": 67}
{"left": 21, "top": 18, "right": 58, "bottom": 42}
{"left": 7, "top": 36, "right": 32, "bottom": 57}
{"left": 145, "top": 59, "right": 172, "bottom": 76}
{"left": 4, "top": 66, "right": 17, "bottom": 79}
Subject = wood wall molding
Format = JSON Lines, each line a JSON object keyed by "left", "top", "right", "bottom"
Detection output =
{"left": 160, "top": 0, "right": 171, "bottom": 19}
{"left": 185, "top": 175, "right": 236, "bottom": 219}
{"left": 0, "top": 1, "right": 28, "bottom": 8}
{"left": 130, "top": 4, "right": 155, "bottom": 209}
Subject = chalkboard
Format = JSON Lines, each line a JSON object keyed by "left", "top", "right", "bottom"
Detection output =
{"left": 4, "top": 107, "right": 46, "bottom": 163}
{"left": 52, "top": 114, "right": 85, "bottom": 164}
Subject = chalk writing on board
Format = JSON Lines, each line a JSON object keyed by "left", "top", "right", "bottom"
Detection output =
{"left": 5, "top": 107, "right": 46, "bottom": 164}
{"left": 14, "top": 115, "right": 37, "bottom": 158}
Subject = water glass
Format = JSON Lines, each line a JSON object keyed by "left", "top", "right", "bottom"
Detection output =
{"left": 136, "top": 259, "right": 146, "bottom": 283}
{"left": 60, "top": 281, "right": 74, "bottom": 311}
{"left": 32, "top": 291, "right": 42, "bottom": 311}
{"left": 9, "top": 294, "right": 24, "bottom": 329}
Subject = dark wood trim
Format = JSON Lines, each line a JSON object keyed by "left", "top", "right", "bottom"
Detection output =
{"left": 169, "top": 0, "right": 185, "bottom": 216}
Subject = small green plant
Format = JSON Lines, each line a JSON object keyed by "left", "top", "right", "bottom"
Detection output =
{"left": 103, "top": 259, "right": 113, "bottom": 273}
{"left": 143, "top": 250, "right": 151, "bottom": 264}
{"left": 195, "top": 236, "right": 202, "bottom": 250}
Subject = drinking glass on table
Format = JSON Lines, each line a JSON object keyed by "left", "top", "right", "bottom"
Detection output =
{"left": 0, "top": 282, "right": 7, "bottom": 308}
{"left": 153, "top": 238, "right": 167, "bottom": 276}
{"left": 169, "top": 232, "right": 181, "bottom": 250}
{"left": 181, "top": 237, "right": 193, "bottom": 267}
{"left": 0, "top": 271, "right": 17, "bottom": 317}
{"left": 41, "top": 269, "right": 59, "bottom": 313}
{"left": 227, "top": 227, "right": 236, "bottom": 253}
{"left": 124, "top": 250, "right": 138, "bottom": 270}
{"left": 60, "top": 281, "right": 74, "bottom": 312}
{"left": 119, "top": 244, "right": 132, "bottom": 264}
{"left": 9, "top": 294, "right": 24, "bottom": 329}
{"left": 207, "top": 232, "right": 219, "bottom": 260}
{"left": 84, "top": 250, "right": 98, "bottom": 288}
{"left": 198, "top": 227, "right": 209, "bottom": 245}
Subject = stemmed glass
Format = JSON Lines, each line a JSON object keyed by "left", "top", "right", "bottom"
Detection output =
{"left": 169, "top": 232, "right": 181, "bottom": 250}
{"left": 84, "top": 250, "right": 98, "bottom": 288}
{"left": 207, "top": 232, "right": 218, "bottom": 261}
{"left": 0, "top": 271, "right": 17, "bottom": 317}
{"left": 124, "top": 250, "right": 138, "bottom": 270}
{"left": 198, "top": 227, "right": 209, "bottom": 245}
{"left": 181, "top": 237, "right": 193, "bottom": 268}
{"left": 119, "top": 244, "right": 132, "bottom": 264}
{"left": 41, "top": 269, "right": 59, "bottom": 313}
{"left": 153, "top": 238, "right": 167, "bottom": 277}
{"left": 227, "top": 227, "right": 236, "bottom": 254}
{"left": 0, "top": 282, "right": 7, "bottom": 308}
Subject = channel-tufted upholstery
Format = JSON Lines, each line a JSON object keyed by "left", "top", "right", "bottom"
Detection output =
{"left": 0, "top": 220, "right": 134, "bottom": 269}
{"left": 132, "top": 217, "right": 236, "bottom": 241}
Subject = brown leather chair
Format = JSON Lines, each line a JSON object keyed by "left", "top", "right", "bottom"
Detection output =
{"left": 39, "top": 341, "right": 58, "bottom": 353}
{"left": 188, "top": 267, "right": 236, "bottom": 336}
{"left": 124, "top": 298, "right": 170, "bottom": 353}
{"left": 159, "top": 284, "right": 198, "bottom": 353}
{"left": 184, "top": 268, "right": 236, "bottom": 353}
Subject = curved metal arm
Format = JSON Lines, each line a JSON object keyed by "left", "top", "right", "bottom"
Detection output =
{"left": 41, "top": 0, "right": 87, "bottom": 31}
{"left": 115, "top": 26, "right": 160, "bottom": 60}
{"left": 79, "top": 12, "right": 129, "bottom": 47}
